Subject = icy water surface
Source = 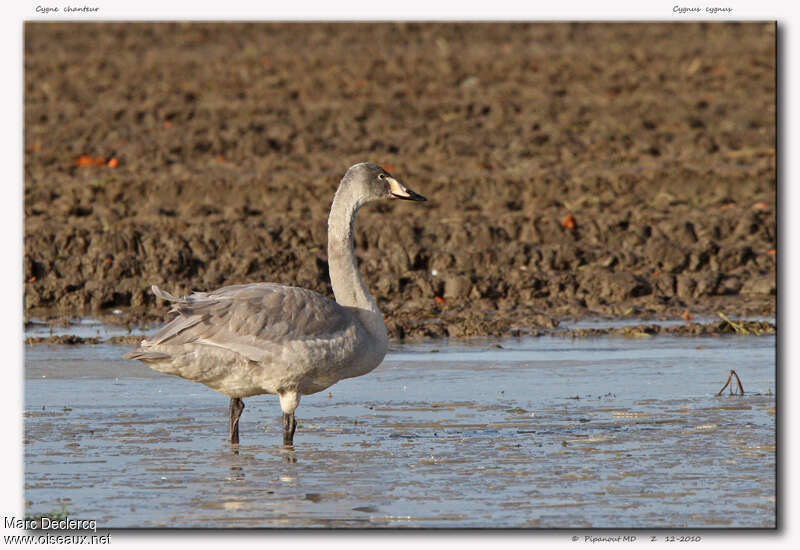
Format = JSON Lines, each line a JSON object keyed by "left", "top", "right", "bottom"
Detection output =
{"left": 24, "top": 331, "right": 775, "bottom": 528}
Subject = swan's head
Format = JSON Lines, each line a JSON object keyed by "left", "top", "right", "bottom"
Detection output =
{"left": 344, "top": 162, "right": 427, "bottom": 203}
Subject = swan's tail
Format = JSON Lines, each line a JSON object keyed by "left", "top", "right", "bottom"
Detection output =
{"left": 123, "top": 286, "right": 195, "bottom": 362}
{"left": 152, "top": 285, "right": 183, "bottom": 303}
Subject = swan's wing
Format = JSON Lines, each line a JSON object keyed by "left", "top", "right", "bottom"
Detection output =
{"left": 143, "top": 283, "right": 356, "bottom": 363}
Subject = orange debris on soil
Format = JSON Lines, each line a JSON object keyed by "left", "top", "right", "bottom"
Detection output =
{"left": 76, "top": 155, "right": 107, "bottom": 167}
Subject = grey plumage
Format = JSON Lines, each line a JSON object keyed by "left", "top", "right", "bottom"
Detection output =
{"left": 142, "top": 283, "right": 354, "bottom": 358}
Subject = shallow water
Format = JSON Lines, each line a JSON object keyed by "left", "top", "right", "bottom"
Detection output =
{"left": 24, "top": 331, "right": 775, "bottom": 528}
{"left": 24, "top": 318, "right": 153, "bottom": 340}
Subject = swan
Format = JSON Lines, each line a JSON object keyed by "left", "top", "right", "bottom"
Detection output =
{"left": 124, "top": 163, "right": 426, "bottom": 446}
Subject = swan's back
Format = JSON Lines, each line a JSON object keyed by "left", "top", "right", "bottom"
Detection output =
{"left": 147, "top": 283, "right": 353, "bottom": 351}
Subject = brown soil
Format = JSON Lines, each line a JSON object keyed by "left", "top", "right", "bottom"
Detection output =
{"left": 24, "top": 22, "right": 776, "bottom": 339}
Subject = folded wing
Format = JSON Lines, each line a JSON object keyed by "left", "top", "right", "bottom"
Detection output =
{"left": 139, "top": 283, "right": 356, "bottom": 363}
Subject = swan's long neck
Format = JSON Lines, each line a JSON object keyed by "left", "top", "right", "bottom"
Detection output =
{"left": 327, "top": 181, "right": 387, "bottom": 346}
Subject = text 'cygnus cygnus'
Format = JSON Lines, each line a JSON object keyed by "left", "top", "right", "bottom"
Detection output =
{"left": 125, "top": 163, "right": 426, "bottom": 446}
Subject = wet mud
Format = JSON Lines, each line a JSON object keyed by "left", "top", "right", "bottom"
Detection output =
{"left": 24, "top": 22, "right": 776, "bottom": 338}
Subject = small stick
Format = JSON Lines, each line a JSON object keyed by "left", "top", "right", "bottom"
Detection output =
{"left": 731, "top": 370, "right": 745, "bottom": 395}
{"left": 717, "top": 369, "right": 745, "bottom": 396}
{"left": 717, "top": 371, "right": 732, "bottom": 395}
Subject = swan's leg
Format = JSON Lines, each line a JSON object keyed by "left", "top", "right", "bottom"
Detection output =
{"left": 278, "top": 390, "right": 300, "bottom": 446}
{"left": 282, "top": 413, "right": 297, "bottom": 446}
{"left": 229, "top": 397, "right": 245, "bottom": 444}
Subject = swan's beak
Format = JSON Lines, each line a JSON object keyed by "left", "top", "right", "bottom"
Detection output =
{"left": 388, "top": 177, "right": 427, "bottom": 201}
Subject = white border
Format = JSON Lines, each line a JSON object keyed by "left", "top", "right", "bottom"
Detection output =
{"left": 2, "top": 2, "right": 794, "bottom": 548}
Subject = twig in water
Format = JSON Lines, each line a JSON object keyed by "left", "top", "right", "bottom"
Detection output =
{"left": 717, "top": 369, "right": 745, "bottom": 396}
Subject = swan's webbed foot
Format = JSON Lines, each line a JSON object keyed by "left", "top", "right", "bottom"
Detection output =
{"left": 229, "top": 397, "right": 245, "bottom": 445}
{"left": 282, "top": 412, "right": 297, "bottom": 446}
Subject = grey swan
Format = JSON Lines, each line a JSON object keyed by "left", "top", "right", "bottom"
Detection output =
{"left": 125, "top": 163, "right": 426, "bottom": 445}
